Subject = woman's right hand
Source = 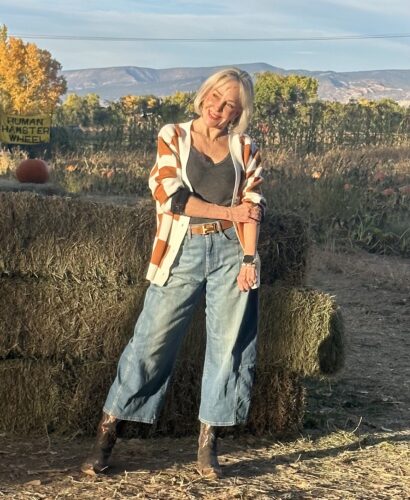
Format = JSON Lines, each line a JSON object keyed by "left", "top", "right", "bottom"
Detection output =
{"left": 227, "top": 202, "right": 262, "bottom": 223}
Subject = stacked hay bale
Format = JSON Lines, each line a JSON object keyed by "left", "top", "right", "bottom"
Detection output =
{"left": 0, "top": 191, "right": 344, "bottom": 437}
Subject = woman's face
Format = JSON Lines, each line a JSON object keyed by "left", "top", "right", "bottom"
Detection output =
{"left": 201, "top": 80, "right": 242, "bottom": 130}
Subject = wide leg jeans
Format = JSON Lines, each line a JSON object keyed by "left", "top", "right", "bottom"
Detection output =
{"left": 103, "top": 225, "right": 258, "bottom": 426}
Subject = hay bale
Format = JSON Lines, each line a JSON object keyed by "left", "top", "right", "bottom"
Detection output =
{"left": 258, "top": 286, "right": 345, "bottom": 377}
{"left": 180, "top": 286, "right": 344, "bottom": 381}
{"left": 0, "top": 277, "right": 344, "bottom": 380}
{"left": 0, "top": 359, "right": 118, "bottom": 436}
{"left": 0, "top": 360, "right": 62, "bottom": 434}
{"left": 247, "top": 369, "right": 305, "bottom": 436}
{"left": 0, "top": 192, "right": 307, "bottom": 286}
{"left": 0, "top": 358, "right": 304, "bottom": 438}
{"left": 66, "top": 357, "right": 205, "bottom": 438}
{"left": 259, "top": 211, "right": 309, "bottom": 286}
{"left": 0, "top": 276, "right": 146, "bottom": 361}
{"left": 0, "top": 280, "right": 344, "bottom": 378}
{"left": 0, "top": 192, "right": 154, "bottom": 285}
{"left": 57, "top": 361, "right": 117, "bottom": 435}
{"left": 317, "top": 308, "right": 345, "bottom": 376}
{"left": 0, "top": 191, "right": 316, "bottom": 437}
{"left": 0, "top": 178, "right": 66, "bottom": 196}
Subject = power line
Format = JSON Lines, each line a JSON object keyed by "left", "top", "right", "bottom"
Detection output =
{"left": 11, "top": 32, "right": 410, "bottom": 42}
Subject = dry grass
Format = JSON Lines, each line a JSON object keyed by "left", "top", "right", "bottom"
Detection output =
{"left": 262, "top": 145, "right": 410, "bottom": 257}
{"left": 310, "top": 245, "right": 410, "bottom": 293}
{"left": 0, "top": 430, "right": 408, "bottom": 499}
{"left": 50, "top": 150, "right": 152, "bottom": 196}
{"left": 2, "top": 142, "right": 409, "bottom": 256}
{"left": 0, "top": 148, "right": 27, "bottom": 176}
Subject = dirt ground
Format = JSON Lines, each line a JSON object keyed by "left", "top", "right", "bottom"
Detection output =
{"left": 0, "top": 245, "right": 409, "bottom": 499}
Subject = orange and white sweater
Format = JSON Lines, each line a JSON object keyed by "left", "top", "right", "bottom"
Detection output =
{"left": 147, "top": 120, "right": 266, "bottom": 286}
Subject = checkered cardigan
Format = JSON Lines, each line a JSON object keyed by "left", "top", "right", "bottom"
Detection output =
{"left": 146, "top": 120, "right": 266, "bottom": 286}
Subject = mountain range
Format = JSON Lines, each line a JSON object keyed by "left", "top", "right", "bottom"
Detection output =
{"left": 62, "top": 63, "right": 410, "bottom": 104}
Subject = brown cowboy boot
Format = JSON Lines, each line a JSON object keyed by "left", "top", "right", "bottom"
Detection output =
{"left": 197, "top": 423, "right": 222, "bottom": 479}
{"left": 81, "top": 412, "right": 121, "bottom": 475}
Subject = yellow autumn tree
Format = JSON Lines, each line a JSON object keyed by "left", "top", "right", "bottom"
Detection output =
{"left": 119, "top": 95, "right": 143, "bottom": 115}
{"left": 0, "top": 25, "right": 67, "bottom": 114}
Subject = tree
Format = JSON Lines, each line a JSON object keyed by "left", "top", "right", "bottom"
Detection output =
{"left": 161, "top": 91, "right": 194, "bottom": 122}
{"left": 119, "top": 95, "right": 143, "bottom": 116}
{"left": 55, "top": 93, "right": 115, "bottom": 127}
{"left": 254, "top": 72, "right": 318, "bottom": 117}
{"left": 252, "top": 72, "right": 319, "bottom": 151}
{"left": 0, "top": 25, "right": 67, "bottom": 114}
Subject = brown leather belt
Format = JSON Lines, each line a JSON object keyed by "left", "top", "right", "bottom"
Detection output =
{"left": 189, "top": 220, "right": 233, "bottom": 235}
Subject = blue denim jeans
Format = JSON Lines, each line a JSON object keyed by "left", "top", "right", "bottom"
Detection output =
{"left": 103, "top": 225, "right": 258, "bottom": 426}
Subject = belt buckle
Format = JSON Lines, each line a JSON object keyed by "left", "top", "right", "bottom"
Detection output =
{"left": 202, "top": 223, "right": 217, "bottom": 234}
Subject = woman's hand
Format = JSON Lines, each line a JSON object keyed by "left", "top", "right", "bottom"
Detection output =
{"left": 227, "top": 202, "right": 262, "bottom": 224}
{"left": 237, "top": 264, "right": 257, "bottom": 292}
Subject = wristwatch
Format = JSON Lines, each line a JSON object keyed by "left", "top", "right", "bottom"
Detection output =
{"left": 242, "top": 254, "right": 256, "bottom": 266}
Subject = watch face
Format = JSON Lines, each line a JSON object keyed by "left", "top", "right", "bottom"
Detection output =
{"left": 243, "top": 255, "right": 255, "bottom": 264}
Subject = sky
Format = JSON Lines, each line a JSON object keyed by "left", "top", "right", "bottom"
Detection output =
{"left": 1, "top": 0, "right": 410, "bottom": 72}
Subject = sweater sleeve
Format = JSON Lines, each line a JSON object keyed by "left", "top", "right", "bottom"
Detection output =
{"left": 148, "top": 124, "right": 185, "bottom": 212}
{"left": 241, "top": 140, "right": 266, "bottom": 214}
{"left": 170, "top": 187, "right": 192, "bottom": 214}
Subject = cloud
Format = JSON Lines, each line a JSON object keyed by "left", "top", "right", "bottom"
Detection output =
{"left": 324, "top": 0, "right": 410, "bottom": 18}
{"left": 10, "top": 0, "right": 406, "bottom": 41}
{"left": 293, "top": 51, "right": 316, "bottom": 55}
{"left": 3, "top": 0, "right": 410, "bottom": 71}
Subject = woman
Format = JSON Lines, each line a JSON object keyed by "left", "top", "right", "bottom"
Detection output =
{"left": 81, "top": 67, "right": 265, "bottom": 479}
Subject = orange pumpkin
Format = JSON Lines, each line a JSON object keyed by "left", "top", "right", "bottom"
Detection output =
{"left": 16, "top": 159, "right": 50, "bottom": 184}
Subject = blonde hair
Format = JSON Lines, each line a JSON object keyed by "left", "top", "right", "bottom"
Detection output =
{"left": 193, "top": 67, "right": 254, "bottom": 134}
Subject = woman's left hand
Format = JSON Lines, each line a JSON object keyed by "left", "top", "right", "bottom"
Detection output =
{"left": 237, "top": 264, "right": 257, "bottom": 292}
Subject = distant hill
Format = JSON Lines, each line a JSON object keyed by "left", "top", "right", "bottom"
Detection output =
{"left": 62, "top": 63, "right": 410, "bottom": 104}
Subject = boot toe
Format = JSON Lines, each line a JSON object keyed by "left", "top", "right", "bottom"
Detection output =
{"left": 197, "top": 464, "right": 223, "bottom": 479}
{"left": 81, "top": 460, "right": 108, "bottom": 476}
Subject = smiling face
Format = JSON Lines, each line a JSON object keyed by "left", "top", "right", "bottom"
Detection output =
{"left": 201, "top": 79, "right": 242, "bottom": 131}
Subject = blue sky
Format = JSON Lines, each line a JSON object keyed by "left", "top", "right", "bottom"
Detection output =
{"left": 1, "top": 0, "right": 410, "bottom": 72}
